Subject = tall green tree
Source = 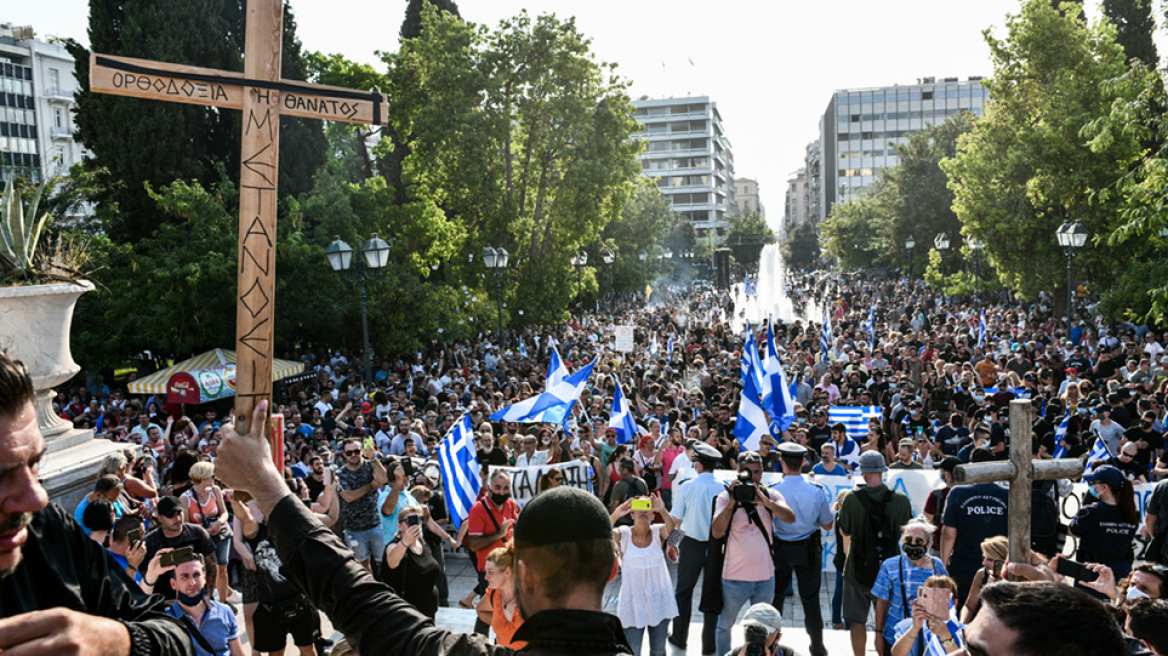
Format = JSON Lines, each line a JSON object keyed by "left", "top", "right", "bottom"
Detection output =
{"left": 599, "top": 185, "right": 674, "bottom": 291}
{"left": 780, "top": 222, "right": 820, "bottom": 268}
{"left": 386, "top": 7, "right": 642, "bottom": 325}
{"left": 942, "top": 0, "right": 1140, "bottom": 301}
{"left": 69, "top": 0, "right": 325, "bottom": 242}
{"left": 723, "top": 213, "right": 775, "bottom": 265}
{"left": 1102, "top": 0, "right": 1157, "bottom": 67}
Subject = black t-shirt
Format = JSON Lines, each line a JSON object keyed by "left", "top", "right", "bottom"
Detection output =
{"left": 1125, "top": 426, "right": 1164, "bottom": 469}
{"left": 936, "top": 425, "right": 971, "bottom": 456}
{"left": 942, "top": 483, "right": 1010, "bottom": 571}
{"left": 244, "top": 521, "right": 303, "bottom": 605}
{"left": 1071, "top": 501, "right": 1138, "bottom": 565}
{"left": 1108, "top": 456, "right": 1147, "bottom": 482}
{"left": 143, "top": 524, "right": 216, "bottom": 600}
{"left": 807, "top": 425, "right": 833, "bottom": 450}
{"left": 304, "top": 474, "right": 325, "bottom": 503}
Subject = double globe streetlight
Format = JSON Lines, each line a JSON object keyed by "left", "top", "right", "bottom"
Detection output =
{"left": 326, "top": 234, "right": 391, "bottom": 384}
{"left": 1056, "top": 221, "right": 1089, "bottom": 327}
{"left": 483, "top": 246, "right": 510, "bottom": 340}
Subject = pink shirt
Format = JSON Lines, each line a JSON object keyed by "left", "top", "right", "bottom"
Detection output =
{"left": 715, "top": 489, "right": 781, "bottom": 582}
{"left": 660, "top": 447, "right": 683, "bottom": 489}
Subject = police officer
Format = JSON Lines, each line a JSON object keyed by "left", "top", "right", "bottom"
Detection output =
{"left": 770, "top": 442, "right": 834, "bottom": 656}
{"left": 668, "top": 442, "right": 726, "bottom": 653}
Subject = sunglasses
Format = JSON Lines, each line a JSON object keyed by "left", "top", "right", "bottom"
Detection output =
{"left": 344, "top": 449, "right": 361, "bottom": 455}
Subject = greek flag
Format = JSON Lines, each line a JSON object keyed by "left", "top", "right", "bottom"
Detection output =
{"left": 438, "top": 413, "right": 481, "bottom": 530}
{"left": 546, "top": 346, "right": 566, "bottom": 388}
{"left": 1053, "top": 411, "right": 1070, "bottom": 459}
{"left": 650, "top": 334, "right": 659, "bottom": 357}
{"left": 1087, "top": 430, "right": 1113, "bottom": 466}
{"left": 977, "top": 309, "right": 987, "bottom": 349}
{"left": 763, "top": 323, "right": 796, "bottom": 433}
{"left": 519, "top": 338, "right": 528, "bottom": 359}
{"left": 862, "top": 306, "right": 875, "bottom": 349}
{"left": 609, "top": 376, "right": 640, "bottom": 444}
{"left": 820, "top": 307, "right": 833, "bottom": 362}
{"left": 922, "top": 601, "right": 964, "bottom": 656}
{"left": 736, "top": 352, "right": 771, "bottom": 451}
{"left": 668, "top": 333, "right": 675, "bottom": 362}
{"left": 490, "top": 357, "right": 597, "bottom": 425}
{"left": 405, "top": 374, "right": 413, "bottom": 398}
{"left": 742, "top": 322, "right": 766, "bottom": 399}
{"left": 829, "top": 405, "right": 882, "bottom": 441}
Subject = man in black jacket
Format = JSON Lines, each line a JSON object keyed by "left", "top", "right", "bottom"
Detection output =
{"left": 218, "top": 400, "right": 633, "bottom": 656}
{"left": 0, "top": 350, "right": 192, "bottom": 655}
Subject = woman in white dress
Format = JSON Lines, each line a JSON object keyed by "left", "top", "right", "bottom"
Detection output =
{"left": 610, "top": 493, "right": 679, "bottom": 656}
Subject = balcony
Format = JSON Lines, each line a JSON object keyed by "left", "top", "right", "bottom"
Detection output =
{"left": 44, "top": 86, "right": 74, "bottom": 102}
{"left": 50, "top": 126, "right": 72, "bottom": 139}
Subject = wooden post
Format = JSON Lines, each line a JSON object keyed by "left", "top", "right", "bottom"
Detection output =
{"left": 953, "top": 399, "right": 1085, "bottom": 575}
{"left": 233, "top": 0, "right": 282, "bottom": 435}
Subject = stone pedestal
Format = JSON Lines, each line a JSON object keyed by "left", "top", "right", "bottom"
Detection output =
{"left": 0, "top": 281, "right": 123, "bottom": 509}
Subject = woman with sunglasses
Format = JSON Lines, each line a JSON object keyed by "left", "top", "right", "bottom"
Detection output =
{"left": 871, "top": 518, "right": 948, "bottom": 656}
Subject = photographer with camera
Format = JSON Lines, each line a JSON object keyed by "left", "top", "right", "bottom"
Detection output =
{"left": 727, "top": 603, "right": 802, "bottom": 656}
{"left": 381, "top": 506, "right": 441, "bottom": 619}
{"left": 711, "top": 452, "right": 795, "bottom": 656}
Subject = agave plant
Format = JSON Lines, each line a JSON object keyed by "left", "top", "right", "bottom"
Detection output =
{"left": 0, "top": 178, "right": 52, "bottom": 281}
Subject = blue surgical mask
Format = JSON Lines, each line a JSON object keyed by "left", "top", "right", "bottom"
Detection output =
{"left": 1087, "top": 485, "right": 1100, "bottom": 499}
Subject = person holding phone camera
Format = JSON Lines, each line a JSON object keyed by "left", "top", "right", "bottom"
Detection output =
{"left": 381, "top": 506, "right": 441, "bottom": 619}
{"left": 889, "top": 575, "right": 961, "bottom": 656}
{"left": 871, "top": 519, "right": 948, "bottom": 655}
{"left": 336, "top": 437, "right": 388, "bottom": 571}
{"left": 711, "top": 452, "right": 795, "bottom": 656}
{"left": 609, "top": 494, "right": 677, "bottom": 656}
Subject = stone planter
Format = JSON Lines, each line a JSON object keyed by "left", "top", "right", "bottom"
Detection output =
{"left": 0, "top": 280, "right": 126, "bottom": 509}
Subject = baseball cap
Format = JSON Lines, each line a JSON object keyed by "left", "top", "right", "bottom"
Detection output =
{"left": 741, "top": 603, "right": 783, "bottom": 633}
{"left": 898, "top": 438, "right": 915, "bottom": 449}
{"left": 1083, "top": 465, "right": 1124, "bottom": 488}
{"left": 361, "top": 402, "right": 372, "bottom": 414}
{"left": 858, "top": 451, "right": 887, "bottom": 473}
{"left": 158, "top": 496, "right": 183, "bottom": 518}
{"left": 1064, "top": 367, "right": 1077, "bottom": 374}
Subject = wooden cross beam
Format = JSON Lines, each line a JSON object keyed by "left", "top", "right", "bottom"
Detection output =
{"left": 953, "top": 399, "right": 1084, "bottom": 570}
{"left": 88, "top": 0, "right": 388, "bottom": 439}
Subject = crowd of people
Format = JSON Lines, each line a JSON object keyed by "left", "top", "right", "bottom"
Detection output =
{"left": 6, "top": 265, "right": 1168, "bottom": 656}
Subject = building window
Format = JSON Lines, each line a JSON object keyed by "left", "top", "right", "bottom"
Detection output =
{"left": 48, "top": 68, "right": 60, "bottom": 92}
{"left": 54, "top": 107, "right": 64, "bottom": 128}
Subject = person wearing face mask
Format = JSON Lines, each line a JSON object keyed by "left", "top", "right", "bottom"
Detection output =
{"left": 1125, "top": 410, "right": 1164, "bottom": 473}
{"left": 165, "top": 558, "right": 244, "bottom": 656}
{"left": 1072, "top": 465, "right": 1140, "bottom": 590}
{"left": 871, "top": 519, "right": 948, "bottom": 656}
{"left": 464, "top": 471, "right": 520, "bottom": 635}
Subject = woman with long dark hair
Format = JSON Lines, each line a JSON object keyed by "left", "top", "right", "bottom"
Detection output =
{"left": 1071, "top": 465, "right": 1140, "bottom": 583}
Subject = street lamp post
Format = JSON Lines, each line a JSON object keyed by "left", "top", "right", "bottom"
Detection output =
{"left": 326, "top": 234, "right": 390, "bottom": 385}
{"left": 570, "top": 249, "right": 588, "bottom": 307}
{"left": 968, "top": 237, "right": 984, "bottom": 296}
{"left": 905, "top": 235, "right": 916, "bottom": 276}
{"left": 1056, "top": 221, "right": 1089, "bottom": 328}
{"left": 638, "top": 250, "right": 648, "bottom": 295}
{"left": 934, "top": 233, "right": 950, "bottom": 277}
{"left": 602, "top": 249, "right": 615, "bottom": 295}
{"left": 482, "top": 246, "right": 509, "bottom": 340}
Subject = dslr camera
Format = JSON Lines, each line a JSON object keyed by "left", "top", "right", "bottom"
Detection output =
{"left": 731, "top": 469, "right": 757, "bottom": 504}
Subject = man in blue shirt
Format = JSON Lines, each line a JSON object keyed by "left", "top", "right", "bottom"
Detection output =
{"left": 106, "top": 516, "right": 146, "bottom": 585}
{"left": 667, "top": 442, "right": 725, "bottom": 654}
{"left": 770, "top": 442, "right": 834, "bottom": 656}
{"left": 165, "top": 557, "right": 243, "bottom": 656}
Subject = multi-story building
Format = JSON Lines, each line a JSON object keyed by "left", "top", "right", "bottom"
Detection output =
{"left": 734, "top": 177, "right": 764, "bottom": 220}
{"left": 0, "top": 24, "right": 87, "bottom": 183}
{"left": 782, "top": 170, "right": 807, "bottom": 237}
{"left": 816, "top": 76, "right": 987, "bottom": 222}
{"left": 632, "top": 95, "right": 736, "bottom": 240}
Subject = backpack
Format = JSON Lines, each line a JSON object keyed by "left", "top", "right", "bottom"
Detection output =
{"left": 852, "top": 488, "right": 900, "bottom": 588}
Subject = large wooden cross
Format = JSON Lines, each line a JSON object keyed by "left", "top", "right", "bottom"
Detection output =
{"left": 953, "top": 398, "right": 1084, "bottom": 569}
{"left": 88, "top": 0, "right": 388, "bottom": 436}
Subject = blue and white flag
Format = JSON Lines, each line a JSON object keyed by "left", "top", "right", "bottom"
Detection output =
{"left": 742, "top": 322, "right": 766, "bottom": 400}
{"left": 490, "top": 358, "right": 597, "bottom": 425}
{"left": 735, "top": 356, "right": 771, "bottom": 451}
{"left": 1053, "top": 411, "right": 1070, "bottom": 459}
{"left": 821, "top": 307, "right": 833, "bottom": 362}
{"left": 546, "top": 346, "right": 566, "bottom": 389}
{"left": 609, "top": 377, "right": 640, "bottom": 445}
{"left": 862, "top": 306, "right": 876, "bottom": 349}
{"left": 763, "top": 323, "right": 796, "bottom": 433}
{"left": 406, "top": 374, "right": 413, "bottom": 398}
{"left": 668, "top": 333, "right": 675, "bottom": 363}
{"left": 1087, "top": 431, "right": 1113, "bottom": 466}
{"left": 519, "top": 338, "right": 528, "bottom": 359}
{"left": 829, "top": 405, "right": 883, "bottom": 441}
{"left": 977, "top": 309, "right": 987, "bottom": 349}
{"left": 437, "top": 413, "right": 481, "bottom": 530}
{"left": 650, "top": 334, "right": 659, "bottom": 357}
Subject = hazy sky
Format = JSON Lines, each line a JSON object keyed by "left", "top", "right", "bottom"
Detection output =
{"left": 10, "top": 1, "right": 1164, "bottom": 231}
